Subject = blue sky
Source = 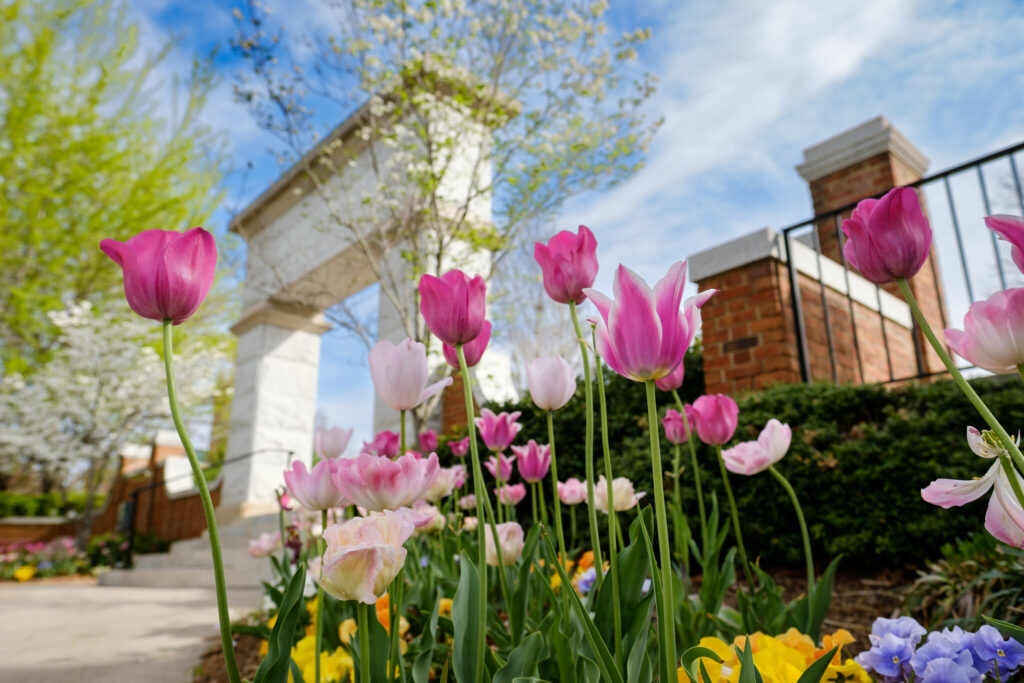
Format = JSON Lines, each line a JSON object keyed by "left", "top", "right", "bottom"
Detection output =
{"left": 136, "top": 0, "right": 1024, "bottom": 448}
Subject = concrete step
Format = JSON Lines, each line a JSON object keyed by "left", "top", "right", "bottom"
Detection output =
{"left": 98, "top": 568, "right": 269, "bottom": 610}
{"left": 133, "top": 548, "right": 262, "bottom": 571}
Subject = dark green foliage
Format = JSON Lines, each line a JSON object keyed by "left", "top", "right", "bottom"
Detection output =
{"left": 489, "top": 357, "right": 1023, "bottom": 569}
{"left": 0, "top": 491, "right": 103, "bottom": 517}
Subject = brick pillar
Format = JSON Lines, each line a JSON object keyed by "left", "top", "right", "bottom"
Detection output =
{"left": 797, "top": 116, "right": 946, "bottom": 374}
{"left": 441, "top": 371, "right": 471, "bottom": 435}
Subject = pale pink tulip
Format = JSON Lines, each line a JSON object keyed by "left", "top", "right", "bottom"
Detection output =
{"left": 512, "top": 440, "right": 551, "bottom": 483}
{"left": 692, "top": 394, "right": 739, "bottom": 445}
{"left": 484, "top": 453, "right": 516, "bottom": 481}
{"left": 475, "top": 409, "right": 522, "bottom": 452}
{"left": 585, "top": 262, "right": 714, "bottom": 381}
{"left": 418, "top": 269, "right": 487, "bottom": 346}
{"left": 319, "top": 511, "right": 415, "bottom": 604}
{"left": 758, "top": 419, "right": 792, "bottom": 462}
{"left": 527, "top": 357, "right": 576, "bottom": 411}
{"left": 412, "top": 503, "right": 446, "bottom": 534}
{"left": 723, "top": 442, "right": 773, "bottom": 476}
{"left": 100, "top": 227, "right": 217, "bottom": 324}
{"left": 533, "top": 225, "right": 599, "bottom": 305}
{"left": 369, "top": 338, "right": 452, "bottom": 412}
{"left": 484, "top": 522, "right": 525, "bottom": 566}
{"left": 451, "top": 464, "right": 467, "bottom": 488}
{"left": 315, "top": 426, "right": 354, "bottom": 459}
{"left": 248, "top": 531, "right": 281, "bottom": 558}
{"left": 593, "top": 476, "right": 645, "bottom": 514}
{"left": 418, "top": 429, "right": 439, "bottom": 453}
{"left": 458, "top": 494, "right": 477, "bottom": 511}
{"left": 448, "top": 437, "right": 470, "bottom": 457}
{"left": 424, "top": 466, "right": 460, "bottom": 502}
{"left": 494, "top": 483, "right": 527, "bottom": 505}
{"left": 841, "top": 187, "right": 932, "bottom": 284}
{"left": 558, "top": 478, "right": 587, "bottom": 505}
{"left": 463, "top": 516, "right": 478, "bottom": 531}
{"left": 283, "top": 460, "right": 347, "bottom": 511}
{"left": 945, "top": 287, "right": 1024, "bottom": 374}
{"left": 443, "top": 320, "right": 491, "bottom": 368}
{"left": 332, "top": 452, "right": 440, "bottom": 511}
{"left": 987, "top": 215, "right": 1024, "bottom": 274}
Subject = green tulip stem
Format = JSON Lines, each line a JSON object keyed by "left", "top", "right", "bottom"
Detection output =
{"left": 546, "top": 411, "right": 569, "bottom": 565}
{"left": 768, "top": 466, "right": 814, "bottom": 608}
{"left": 531, "top": 483, "right": 539, "bottom": 526}
{"left": 357, "top": 602, "right": 371, "bottom": 683}
{"left": 536, "top": 481, "right": 549, "bottom": 527}
{"left": 399, "top": 409, "right": 406, "bottom": 455}
{"left": 568, "top": 301, "right": 604, "bottom": 587}
{"left": 1018, "top": 363, "right": 1024, "bottom": 385}
{"left": 1000, "top": 454, "right": 1024, "bottom": 515}
{"left": 671, "top": 442, "right": 689, "bottom": 576}
{"left": 278, "top": 503, "right": 289, "bottom": 579}
{"left": 162, "top": 321, "right": 240, "bottom": 683}
{"left": 316, "top": 509, "right": 327, "bottom": 683}
{"left": 714, "top": 444, "right": 754, "bottom": 591}
{"left": 898, "top": 279, "right": 1024, "bottom": 479}
{"left": 644, "top": 380, "right": 677, "bottom": 672}
{"left": 672, "top": 389, "right": 707, "bottom": 549}
{"left": 592, "top": 325, "right": 623, "bottom": 670}
{"left": 388, "top": 568, "right": 405, "bottom": 682}
{"left": 570, "top": 505, "right": 577, "bottom": 551}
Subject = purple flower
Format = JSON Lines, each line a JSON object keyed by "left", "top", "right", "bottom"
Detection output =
{"left": 911, "top": 631, "right": 975, "bottom": 679}
{"left": 576, "top": 567, "right": 597, "bottom": 595}
{"left": 973, "top": 624, "right": 1024, "bottom": 676}
{"left": 871, "top": 616, "right": 928, "bottom": 646}
{"left": 918, "top": 657, "right": 981, "bottom": 683}
{"left": 856, "top": 633, "right": 916, "bottom": 679}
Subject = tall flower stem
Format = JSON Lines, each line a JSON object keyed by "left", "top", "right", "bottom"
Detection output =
{"left": 568, "top": 301, "right": 604, "bottom": 586}
{"left": 672, "top": 390, "right": 706, "bottom": 549}
{"left": 715, "top": 444, "right": 754, "bottom": 590}
{"left": 399, "top": 409, "right": 406, "bottom": 454}
{"left": 456, "top": 346, "right": 511, "bottom": 649}
{"left": 357, "top": 602, "right": 371, "bottom": 683}
{"left": 278, "top": 502, "right": 289, "bottom": 578}
{"left": 898, "top": 279, "right": 1024, "bottom": 481}
{"left": 593, "top": 327, "right": 623, "bottom": 669}
{"left": 671, "top": 442, "right": 689, "bottom": 576}
{"left": 162, "top": 321, "right": 240, "bottom": 683}
{"left": 768, "top": 467, "right": 814, "bottom": 607}
{"left": 531, "top": 484, "right": 539, "bottom": 526}
{"left": 316, "top": 509, "right": 327, "bottom": 683}
{"left": 546, "top": 411, "right": 569, "bottom": 564}
{"left": 644, "top": 380, "right": 677, "bottom": 672}
{"left": 535, "top": 482, "right": 549, "bottom": 526}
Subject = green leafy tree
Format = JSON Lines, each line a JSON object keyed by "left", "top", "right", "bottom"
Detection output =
{"left": 0, "top": 0, "right": 225, "bottom": 373}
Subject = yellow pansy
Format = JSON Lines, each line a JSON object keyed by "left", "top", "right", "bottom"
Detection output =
{"left": 776, "top": 628, "right": 816, "bottom": 663}
{"left": 339, "top": 618, "right": 358, "bottom": 645}
{"left": 439, "top": 598, "right": 453, "bottom": 618}
{"left": 13, "top": 565, "right": 36, "bottom": 582}
{"left": 823, "top": 658, "right": 872, "bottom": 683}
{"left": 679, "top": 637, "right": 734, "bottom": 682}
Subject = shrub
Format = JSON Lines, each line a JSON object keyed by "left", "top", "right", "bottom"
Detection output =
{"left": 0, "top": 491, "right": 104, "bottom": 518}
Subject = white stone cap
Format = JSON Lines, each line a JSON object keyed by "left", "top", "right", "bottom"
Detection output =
{"left": 119, "top": 442, "right": 151, "bottom": 459}
{"left": 688, "top": 226, "right": 911, "bottom": 329}
{"left": 153, "top": 430, "right": 183, "bottom": 448}
{"left": 796, "top": 116, "right": 929, "bottom": 183}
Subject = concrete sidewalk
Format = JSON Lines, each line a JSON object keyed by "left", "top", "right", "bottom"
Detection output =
{"left": 0, "top": 582, "right": 261, "bottom": 683}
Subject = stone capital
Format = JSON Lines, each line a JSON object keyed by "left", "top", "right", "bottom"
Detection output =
{"left": 230, "top": 301, "right": 332, "bottom": 337}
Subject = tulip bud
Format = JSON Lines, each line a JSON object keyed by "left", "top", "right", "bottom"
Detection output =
{"left": 593, "top": 476, "right": 645, "bottom": 514}
{"left": 418, "top": 269, "right": 487, "bottom": 346}
{"left": 557, "top": 478, "right": 587, "bottom": 505}
{"left": 475, "top": 409, "right": 522, "bottom": 452}
{"left": 443, "top": 320, "right": 491, "bottom": 368}
{"left": 526, "top": 357, "right": 576, "bottom": 411}
{"left": 512, "top": 440, "right": 551, "bottom": 483}
{"left": 692, "top": 394, "right": 739, "bottom": 445}
{"left": 369, "top": 338, "right": 452, "bottom": 412}
{"left": 840, "top": 187, "right": 932, "bottom": 284}
{"left": 315, "top": 426, "right": 354, "bottom": 459}
{"left": 484, "top": 522, "right": 525, "bottom": 566}
{"left": 533, "top": 225, "right": 599, "bottom": 304}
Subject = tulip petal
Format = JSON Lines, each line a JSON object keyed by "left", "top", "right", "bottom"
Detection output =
{"left": 921, "top": 462, "right": 998, "bottom": 508}
{"left": 986, "top": 214, "right": 1024, "bottom": 275}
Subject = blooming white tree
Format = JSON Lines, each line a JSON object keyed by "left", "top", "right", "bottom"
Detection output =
{"left": 0, "top": 302, "right": 228, "bottom": 546}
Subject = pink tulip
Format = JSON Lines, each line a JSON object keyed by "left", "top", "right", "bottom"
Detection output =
{"left": 475, "top": 409, "right": 522, "bottom": 452}
{"left": 533, "top": 225, "right": 599, "bottom": 304}
{"left": 722, "top": 441, "right": 771, "bottom": 476}
{"left": 369, "top": 338, "right": 452, "bottom": 412}
{"left": 248, "top": 531, "right": 281, "bottom": 558}
{"left": 494, "top": 483, "right": 527, "bottom": 505}
{"left": 654, "top": 361, "right": 686, "bottom": 392}
{"left": 922, "top": 427, "right": 1024, "bottom": 548}
{"left": 100, "top": 227, "right": 217, "bottom": 325}
{"left": 443, "top": 320, "right": 491, "bottom": 368}
{"left": 448, "top": 437, "right": 470, "bottom": 457}
{"left": 315, "top": 426, "right": 354, "bottom": 459}
{"left": 418, "top": 429, "right": 439, "bottom": 453}
{"left": 558, "top": 478, "right": 587, "bottom": 505}
{"left": 484, "top": 522, "right": 525, "bottom": 566}
{"left": 593, "top": 476, "right": 645, "bottom": 514}
{"left": 840, "top": 187, "right": 932, "bottom": 284}
{"left": 418, "top": 269, "right": 487, "bottom": 346}
{"left": 412, "top": 503, "right": 446, "bottom": 534}
{"left": 319, "top": 511, "right": 415, "bottom": 604}
{"left": 283, "top": 460, "right": 348, "bottom": 511}
{"left": 332, "top": 452, "right": 440, "bottom": 511}
{"left": 945, "top": 287, "right": 1024, "bottom": 375}
{"left": 463, "top": 516, "right": 479, "bottom": 531}
{"left": 512, "top": 440, "right": 551, "bottom": 482}
{"left": 758, "top": 419, "right": 792, "bottom": 462}
{"left": 451, "top": 464, "right": 467, "bottom": 488}
{"left": 484, "top": 453, "right": 516, "bottom": 481}
{"left": 584, "top": 262, "right": 713, "bottom": 381}
{"left": 662, "top": 406, "right": 697, "bottom": 445}
{"left": 424, "top": 466, "right": 459, "bottom": 502}
{"left": 987, "top": 215, "right": 1024, "bottom": 274}
{"left": 458, "top": 494, "right": 477, "bottom": 510}
{"left": 276, "top": 488, "right": 292, "bottom": 511}
{"left": 361, "top": 431, "right": 400, "bottom": 458}
{"left": 526, "top": 357, "right": 576, "bottom": 411}
{"left": 691, "top": 394, "right": 739, "bottom": 445}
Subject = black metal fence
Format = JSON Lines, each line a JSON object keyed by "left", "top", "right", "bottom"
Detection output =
{"left": 780, "top": 141, "right": 1024, "bottom": 385}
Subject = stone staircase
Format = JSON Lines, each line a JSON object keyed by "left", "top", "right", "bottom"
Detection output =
{"left": 99, "top": 514, "right": 278, "bottom": 605}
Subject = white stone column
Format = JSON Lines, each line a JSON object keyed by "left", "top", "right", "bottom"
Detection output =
{"left": 218, "top": 302, "right": 330, "bottom": 522}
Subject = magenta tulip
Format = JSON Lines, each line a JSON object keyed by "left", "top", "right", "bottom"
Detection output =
{"left": 662, "top": 406, "right": 697, "bottom": 445}
{"left": 484, "top": 453, "right": 516, "bottom": 481}
{"left": 558, "top": 478, "right": 587, "bottom": 505}
{"left": 945, "top": 287, "right": 1024, "bottom": 375}
{"left": 361, "top": 430, "right": 400, "bottom": 458}
{"left": 584, "top": 262, "right": 711, "bottom": 381}
{"left": 533, "top": 225, "right": 599, "bottom": 305}
{"left": 494, "top": 483, "right": 527, "bottom": 506}
{"left": 512, "top": 440, "right": 551, "bottom": 483}
{"left": 283, "top": 460, "right": 347, "bottom": 511}
{"left": 691, "top": 394, "right": 739, "bottom": 445}
{"left": 526, "top": 357, "right": 576, "bottom": 411}
{"left": 332, "top": 452, "right": 440, "bottom": 511}
{"left": 448, "top": 437, "right": 470, "bottom": 457}
{"left": 987, "top": 215, "right": 1024, "bottom": 274}
{"left": 418, "top": 269, "right": 487, "bottom": 346}
{"left": 443, "top": 320, "right": 491, "bottom": 369}
{"left": 315, "top": 426, "right": 354, "bottom": 459}
{"left": 100, "top": 227, "right": 217, "bottom": 324}
{"left": 369, "top": 338, "right": 452, "bottom": 412}
{"left": 475, "top": 409, "right": 522, "bottom": 452}
{"left": 319, "top": 511, "right": 415, "bottom": 604}
{"left": 654, "top": 361, "right": 686, "bottom": 392}
{"left": 840, "top": 187, "right": 932, "bottom": 284}
{"left": 418, "top": 429, "right": 439, "bottom": 453}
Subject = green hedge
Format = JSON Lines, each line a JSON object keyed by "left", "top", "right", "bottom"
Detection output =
{"left": 482, "top": 355, "right": 1022, "bottom": 570}
{"left": 0, "top": 491, "right": 102, "bottom": 518}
